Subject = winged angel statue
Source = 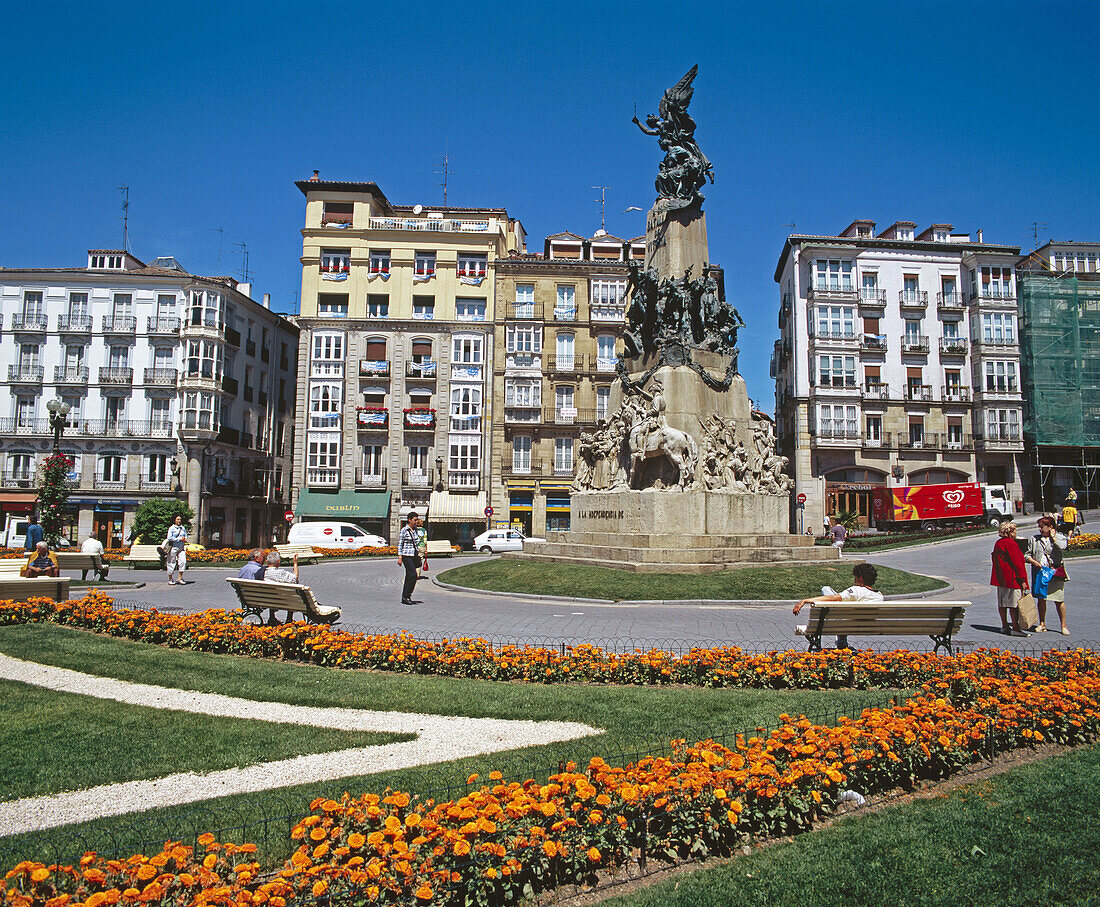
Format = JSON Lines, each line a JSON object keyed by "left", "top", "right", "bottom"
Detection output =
{"left": 632, "top": 64, "right": 714, "bottom": 210}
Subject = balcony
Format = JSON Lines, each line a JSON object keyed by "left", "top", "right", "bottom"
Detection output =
{"left": 222, "top": 376, "right": 239, "bottom": 395}
{"left": 809, "top": 328, "right": 858, "bottom": 347}
{"left": 506, "top": 303, "right": 544, "bottom": 320}
{"left": 941, "top": 386, "right": 972, "bottom": 403}
{"left": 402, "top": 409, "right": 436, "bottom": 431}
{"left": 102, "top": 315, "right": 137, "bottom": 334}
{"left": 140, "top": 478, "right": 174, "bottom": 492}
{"left": 972, "top": 336, "right": 1018, "bottom": 352}
{"left": 944, "top": 435, "right": 975, "bottom": 451}
{"left": 863, "top": 382, "right": 890, "bottom": 401}
{"left": 356, "top": 409, "right": 389, "bottom": 430}
{"left": 99, "top": 367, "right": 133, "bottom": 386}
{"left": 808, "top": 283, "right": 857, "bottom": 301}
{"left": 858, "top": 287, "right": 887, "bottom": 308}
{"left": 447, "top": 471, "right": 481, "bottom": 491}
{"left": 245, "top": 339, "right": 256, "bottom": 357}
{"left": 970, "top": 288, "right": 1016, "bottom": 305}
{"left": 0, "top": 418, "right": 49, "bottom": 434}
{"left": 593, "top": 356, "right": 617, "bottom": 374}
{"left": 401, "top": 468, "right": 435, "bottom": 488}
{"left": 218, "top": 426, "right": 240, "bottom": 445}
{"left": 812, "top": 425, "right": 861, "bottom": 445}
{"left": 306, "top": 468, "right": 340, "bottom": 487}
{"left": 11, "top": 314, "right": 47, "bottom": 332}
{"left": 147, "top": 316, "right": 181, "bottom": 335}
{"left": 591, "top": 304, "right": 627, "bottom": 322}
{"left": 976, "top": 381, "right": 1021, "bottom": 398}
{"left": 321, "top": 211, "right": 354, "bottom": 227}
{"left": 93, "top": 478, "right": 127, "bottom": 491}
{"left": 1, "top": 472, "right": 37, "bottom": 488}
{"left": 905, "top": 384, "right": 933, "bottom": 402}
{"left": 900, "top": 335, "right": 930, "bottom": 354}
{"left": 143, "top": 368, "right": 177, "bottom": 387}
{"left": 976, "top": 429, "right": 1023, "bottom": 450}
{"left": 899, "top": 290, "right": 928, "bottom": 310}
{"left": 501, "top": 457, "right": 544, "bottom": 476}
{"left": 811, "top": 378, "right": 860, "bottom": 396}
{"left": 58, "top": 315, "right": 93, "bottom": 334}
{"left": 183, "top": 319, "right": 225, "bottom": 342}
{"left": 862, "top": 432, "right": 893, "bottom": 450}
{"left": 505, "top": 406, "right": 542, "bottom": 425}
{"left": 7, "top": 365, "right": 44, "bottom": 384}
{"left": 543, "top": 408, "right": 597, "bottom": 426}
{"left": 936, "top": 292, "right": 965, "bottom": 313}
{"left": 939, "top": 337, "right": 969, "bottom": 355}
{"left": 76, "top": 420, "right": 174, "bottom": 439}
{"left": 368, "top": 215, "right": 490, "bottom": 233}
{"left": 54, "top": 366, "right": 89, "bottom": 385}
{"left": 899, "top": 433, "right": 939, "bottom": 451}
{"left": 860, "top": 334, "right": 888, "bottom": 353}
{"left": 359, "top": 360, "right": 392, "bottom": 377}
{"left": 554, "top": 305, "right": 578, "bottom": 322}
{"left": 779, "top": 293, "right": 791, "bottom": 328}
{"left": 354, "top": 468, "right": 388, "bottom": 488}
{"left": 225, "top": 326, "right": 241, "bottom": 347}
{"left": 405, "top": 360, "right": 437, "bottom": 379}
{"left": 547, "top": 354, "right": 584, "bottom": 373}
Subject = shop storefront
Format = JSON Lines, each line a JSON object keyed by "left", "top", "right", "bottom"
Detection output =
{"left": 543, "top": 487, "right": 571, "bottom": 533}
{"left": 508, "top": 491, "right": 533, "bottom": 535}
{"left": 824, "top": 469, "right": 886, "bottom": 527}
{"left": 295, "top": 489, "right": 392, "bottom": 538}
{"left": 427, "top": 489, "right": 487, "bottom": 549}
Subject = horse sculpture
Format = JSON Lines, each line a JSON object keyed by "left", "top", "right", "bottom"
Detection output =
{"left": 628, "top": 421, "right": 699, "bottom": 490}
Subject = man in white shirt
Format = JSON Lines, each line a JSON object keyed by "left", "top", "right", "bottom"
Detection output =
{"left": 80, "top": 536, "right": 109, "bottom": 581}
{"left": 262, "top": 551, "right": 299, "bottom": 585}
{"left": 793, "top": 563, "right": 883, "bottom": 649}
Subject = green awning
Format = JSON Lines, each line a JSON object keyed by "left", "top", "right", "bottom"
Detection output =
{"left": 295, "top": 489, "right": 391, "bottom": 520}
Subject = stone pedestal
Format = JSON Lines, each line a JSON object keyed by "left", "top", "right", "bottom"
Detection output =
{"left": 645, "top": 205, "right": 709, "bottom": 277}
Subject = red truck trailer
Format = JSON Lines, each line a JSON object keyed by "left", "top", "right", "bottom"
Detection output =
{"left": 870, "top": 481, "right": 1013, "bottom": 530}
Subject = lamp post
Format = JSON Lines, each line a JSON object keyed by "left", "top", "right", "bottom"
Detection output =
{"left": 46, "top": 398, "right": 71, "bottom": 455}
{"left": 435, "top": 455, "right": 444, "bottom": 492}
{"left": 169, "top": 456, "right": 181, "bottom": 493}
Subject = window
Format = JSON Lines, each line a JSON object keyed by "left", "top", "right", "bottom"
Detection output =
{"left": 186, "top": 340, "right": 217, "bottom": 379}
{"left": 322, "top": 201, "right": 353, "bottom": 226}
{"left": 934, "top": 229, "right": 949, "bottom": 242}
{"left": 904, "top": 319, "right": 922, "bottom": 342}
{"left": 556, "top": 333, "right": 575, "bottom": 369}
{"left": 814, "top": 260, "right": 854, "bottom": 291}
{"left": 311, "top": 331, "right": 345, "bottom": 377}
{"left": 307, "top": 436, "right": 341, "bottom": 471}
{"left": 189, "top": 290, "right": 222, "bottom": 327}
{"left": 981, "top": 312, "right": 1016, "bottom": 343}
{"left": 457, "top": 253, "right": 487, "bottom": 277}
{"left": 596, "top": 334, "right": 616, "bottom": 370}
{"left": 8, "top": 454, "right": 34, "bottom": 482}
{"left": 146, "top": 454, "right": 168, "bottom": 483}
{"left": 22, "top": 291, "right": 43, "bottom": 318}
{"left": 62, "top": 396, "right": 82, "bottom": 424}
{"left": 112, "top": 294, "right": 132, "bottom": 319}
{"left": 815, "top": 306, "right": 855, "bottom": 338}
{"left": 908, "top": 417, "right": 924, "bottom": 446}
{"left": 818, "top": 404, "right": 857, "bottom": 437}
{"left": 590, "top": 278, "right": 626, "bottom": 309}
{"left": 861, "top": 272, "right": 878, "bottom": 293}
{"left": 360, "top": 445, "right": 384, "bottom": 481}
{"left": 455, "top": 298, "right": 486, "bottom": 320}
{"left": 941, "top": 276, "right": 958, "bottom": 303}
{"left": 411, "top": 339, "right": 433, "bottom": 366}
{"left": 449, "top": 441, "right": 480, "bottom": 480}
{"left": 906, "top": 367, "right": 925, "bottom": 399}
{"left": 362, "top": 294, "right": 387, "bottom": 318}
{"left": 108, "top": 345, "right": 130, "bottom": 370}
{"left": 942, "top": 320, "right": 960, "bottom": 339}
{"left": 450, "top": 386, "right": 482, "bottom": 432}
{"left": 368, "top": 249, "right": 390, "bottom": 274}
{"left": 408, "top": 445, "right": 429, "bottom": 474}
{"left": 555, "top": 285, "right": 576, "bottom": 320}
{"left": 596, "top": 386, "right": 611, "bottom": 421}
{"left": 319, "top": 293, "right": 350, "bottom": 317}
{"left": 554, "top": 437, "right": 574, "bottom": 474}
{"left": 18, "top": 343, "right": 40, "bottom": 371}
{"left": 981, "top": 267, "right": 1013, "bottom": 298}
{"left": 414, "top": 252, "right": 436, "bottom": 276}
{"left": 14, "top": 397, "right": 35, "bottom": 429}
{"left": 452, "top": 335, "right": 483, "bottom": 364}
{"left": 944, "top": 370, "right": 963, "bottom": 395}
{"left": 863, "top": 365, "right": 880, "bottom": 390}
{"left": 506, "top": 324, "right": 541, "bottom": 354}
{"left": 309, "top": 383, "right": 343, "bottom": 429}
{"left": 98, "top": 455, "right": 124, "bottom": 483}
{"left": 902, "top": 275, "right": 921, "bottom": 304}
{"left": 512, "top": 436, "right": 532, "bottom": 472}
{"left": 68, "top": 293, "right": 88, "bottom": 318}
{"left": 946, "top": 417, "right": 963, "bottom": 447}
{"left": 150, "top": 398, "right": 171, "bottom": 428}
{"left": 816, "top": 355, "right": 856, "bottom": 387}
{"left": 156, "top": 294, "right": 176, "bottom": 318}
{"left": 514, "top": 284, "right": 535, "bottom": 318}
{"left": 984, "top": 361, "right": 1018, "bottom": 392}
{"left": 555, "top": 385, "right": 575, "bottom": 418}
{"left": 505, "top": 378, "right": 541, "bottom": 407}
{"left": 182, "top": 392, "right": 218, "bottom": 430}
{"left": 865, "top": 415, "right": 882, "bottom": 443}
{"left": 321, "top": 249, "right": 351, "bottom": 273}
{"left": 412, "top": 296, "right": 435, "bottom": 319}
{"left": 986, "top": 408, "right": 1020, "bottom": 440}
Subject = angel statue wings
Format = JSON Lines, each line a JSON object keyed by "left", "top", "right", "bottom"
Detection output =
{"left": 632, "top": 64, "right": 714, "bottom": 210}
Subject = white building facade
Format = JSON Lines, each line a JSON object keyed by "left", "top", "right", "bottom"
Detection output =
{"left": 0, "top": 250, "right": 297, "bottom": 547}
{"left": 773, "top": 221, "right": 1023, "bottom": 529}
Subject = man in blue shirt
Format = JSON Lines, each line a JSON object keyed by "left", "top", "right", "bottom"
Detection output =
{"left": 237, "top": 548, "right": 266, "bottom": 580}
{"left": 24, "top": 516, "right": 43, "bottom": 552}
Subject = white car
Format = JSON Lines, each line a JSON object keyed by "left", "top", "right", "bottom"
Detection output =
{"left": 473, "top": 528, "right": 546, "bottom": 553}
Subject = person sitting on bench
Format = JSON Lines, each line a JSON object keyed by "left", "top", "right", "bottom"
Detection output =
{"left": 21, "top": 541, "right": 60, "bottom": 578}
{"left": 80, "top": 535, "right": 110, "bottom": 580}
{"left": 792, "top": 563, "right": 883, "bottom": 649}
{"left": 262, "top": 551, "right": 299, "bottom": 584}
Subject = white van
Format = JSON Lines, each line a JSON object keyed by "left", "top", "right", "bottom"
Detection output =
{"left": 1, "top": 516, "right": 72, "bottom": 550}
{"left": 286, "top": 521, "right": 387, "bottom": 549}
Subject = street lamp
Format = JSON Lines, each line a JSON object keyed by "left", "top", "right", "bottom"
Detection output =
{"left": 435, "top": 455, "right": 444, "bottom": 492}
{"left": 169, "top": 456, "right": 181, "bottom": 492}
{"left": 46, "top": 398, "right": 71, "bottom": 455}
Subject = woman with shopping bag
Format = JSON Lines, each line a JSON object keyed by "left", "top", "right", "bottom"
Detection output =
{"left": 991, "top": 523, "right": 1031, "bottom": 636}
{"left": 1025, "top": 515, "right": 1070, "bottom": 635}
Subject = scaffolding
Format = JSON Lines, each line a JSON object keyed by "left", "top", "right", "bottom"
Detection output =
{"left": 1019, "top": 274, "right": 1100, "bottom": 508}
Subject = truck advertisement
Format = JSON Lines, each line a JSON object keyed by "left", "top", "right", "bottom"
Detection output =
{"left": 871, "top": 482, "right": 984, "bottom": 524}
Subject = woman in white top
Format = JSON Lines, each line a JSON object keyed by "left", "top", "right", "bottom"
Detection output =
{"left": 1024, "top": 515, "right": 1069, "bottom": 635}
{"left": 163, "top": 515, "right": 188, "bottom": 585}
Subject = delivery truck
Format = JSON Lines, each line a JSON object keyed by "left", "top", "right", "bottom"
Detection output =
{"left": 870, "top": 481, "right": 1014, "bottom": 530}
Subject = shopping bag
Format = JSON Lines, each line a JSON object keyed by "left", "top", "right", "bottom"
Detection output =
{"left": 1034, "top": 566, "right": 1054, "bottom": 598}
{"left": 1017, "top": 592, "right": 1039, "bottom": 630}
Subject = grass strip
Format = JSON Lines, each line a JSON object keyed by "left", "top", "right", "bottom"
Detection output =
{"left": 0, "top": 678, "right": 409, "bottom": 802}
{"left": 601, "top": 744, "right": 1100, "bottom": 907}
{"left": 437, "top": 560, "right": 946, "bottom": 600}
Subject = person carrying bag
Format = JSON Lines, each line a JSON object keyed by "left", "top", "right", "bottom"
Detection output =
{"left": 1025, "top": 516, "right": 1070, "bottom": 635}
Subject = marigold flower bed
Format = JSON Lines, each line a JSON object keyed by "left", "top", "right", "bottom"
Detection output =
{"left": 0, "top": 546, "right": 398, "bottom": 563}
{"left": 3, "top": 593, "right": 1100, "bottom": 907}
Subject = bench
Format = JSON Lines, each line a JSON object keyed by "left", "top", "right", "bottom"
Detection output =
{"left": 55, "top": 552, "right": 109, "bottom": 581}
{"left": 424, "top": 539, "right": 454, "bottom": 557}
{"left": 0, "top": 560, "right": 24, "bottom": 577}
{"left": 124, "top": 544, "right": 165, "bottom": 568}
{"left": 226, "top": 577, "right": 341, "bottom": 626}
{"left": 796, "top": 601, "right": 970, "bottom": 655}
{"left": 273, "top": 544, "right": 321, "bottom": 565}
{"left": 0, "top": 577, "right": 71, "bottom": 601}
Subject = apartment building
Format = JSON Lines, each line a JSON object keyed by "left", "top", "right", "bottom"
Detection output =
{"left": 0, "top": 250, "right": 298, "bottom": 547}
{"left": 293, "top": 174, "right": 524, "bottom": 545}
{"left": 1017, "top": 241, "right": 1100, "bottom": 509}
{"left": 491, "top": 231, "right": 644, "bottom": 533}
{"left": 773, "top": 221, "right": 1023, "bottom": 528}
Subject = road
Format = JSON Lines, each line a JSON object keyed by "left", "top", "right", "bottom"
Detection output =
{"left": 107, "top": 528, "right": 1099, "bottom": 654}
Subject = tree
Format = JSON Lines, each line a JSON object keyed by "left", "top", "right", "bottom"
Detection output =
{"left": 38, "top": 454, "right": 76, "bottom": 547}
{"left": 130, "top": 499, "right": 194, "bottom": 547}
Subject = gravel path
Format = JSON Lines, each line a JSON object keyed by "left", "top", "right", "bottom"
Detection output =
{"left": 0, "top": 653, "right": 599, "bottom": 837}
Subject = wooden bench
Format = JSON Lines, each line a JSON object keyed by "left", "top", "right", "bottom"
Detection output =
{"left": 55, "top": 552, "right": 109, "bottom": 581}
{"left": 273, "top": 544, "right": 321, "bottom": 565}
{"left": 124, "top": 544, "right": 165, "bottom": 568}
{"left": 0, "top": 560, "right": 24, "bottom": 577}
{"left": 796, "top": 601, "right": 970, "bottom": 655}
{"left": 424, "top": 539, "right": 454, "bottom": 557}
{"left": 0, "top": 577, "right": 70, "bottom": 601}
{"left": 226, "top": 577, "right": 341, "bottom": 625}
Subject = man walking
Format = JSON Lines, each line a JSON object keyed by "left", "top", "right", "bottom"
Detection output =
{"left": 24, "top": 515, "right": 43, "bottom": 552}
{"left": 398, "top": 511, "right": 424, "bottom": 605}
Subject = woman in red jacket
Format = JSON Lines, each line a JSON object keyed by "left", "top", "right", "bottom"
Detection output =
{"left": 991, "top": 522, "right": 1030, "bottom": 636}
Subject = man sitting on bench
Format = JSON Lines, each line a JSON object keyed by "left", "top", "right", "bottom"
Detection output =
{"left": 262, "top": 551, "right": 299, "bottom": 585}
{"left": 793, "top": 563, "right": 883, "bottom": 649}
{"left": 22, "top": 541, "right": 60, "bottom": 578}
{"left": 80, "top": 535, "right": 110, "bottom": 581}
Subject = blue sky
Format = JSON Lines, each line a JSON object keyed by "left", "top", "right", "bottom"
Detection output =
{"left": 2, "top": 0, "right": 1097, "bottom": 409}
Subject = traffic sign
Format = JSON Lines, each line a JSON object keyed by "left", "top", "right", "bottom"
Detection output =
{"left": 284, "top": 511, "right": 294, "bottom": 523}
{"left": 484, "top": 506, "right": 494, "bottom": 517}
{"left": 796, "top": 493, "right": 807, "bottom": 505}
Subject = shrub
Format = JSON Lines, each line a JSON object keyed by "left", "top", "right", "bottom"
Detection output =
{"left": 130, "top": 499, "right": 194, "bottom": 547}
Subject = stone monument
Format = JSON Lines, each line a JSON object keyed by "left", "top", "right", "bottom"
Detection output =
{"left": 515, "top": 66, "right": 837, "bottom": 572}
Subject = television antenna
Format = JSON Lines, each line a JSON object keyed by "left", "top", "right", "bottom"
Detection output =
{"left": 435, "top": 147, "right": 453, "bottom": 207}
{"left": 118, "top": 186, "right": 131, "bottom": 251}
{"left": 592, "top": 186, "right": 611, "bottom": 232}
{"left": 231, "top": 241, "right": 252, "bottom": 284}
{"left": 212, "top": 227, "right": 224, "bottom": 272}
{"left": 1029, "top": 221, "right": 1050, "bottom": 250}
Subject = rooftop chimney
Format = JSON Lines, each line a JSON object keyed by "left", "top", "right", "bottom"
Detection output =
{"left": 263, "top": 293, "right": 271, "bottom": 309}
{"left": 311, "top": 170, "right": 320, "bottom": 181}
{"left": 977, "top": 228, "right": 983, "bottom": 243}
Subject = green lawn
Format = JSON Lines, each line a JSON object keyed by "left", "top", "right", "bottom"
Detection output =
{"left": 602, "top": 744, "right": 1100, "bottom": 907}
{"left": 0, "top": 623, "right": 880, "bottom": 865}
{"left": 438, "top": 559, "right": 946, "bottom": 600}
{"left": 0, "top": 679, "right": 409, "bottom": 802}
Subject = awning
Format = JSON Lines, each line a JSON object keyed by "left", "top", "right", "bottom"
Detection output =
{"left": 428, "top": 489, "right": 487, "bottom": 521}
{"left": 399, "top": 503, "right": 428, "bottom": 519}
{"left": 0, "top": 492, "right": 37, "bottom": 505}
{"left": 296, "top": 489, "right": 391, "bottom": 520}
